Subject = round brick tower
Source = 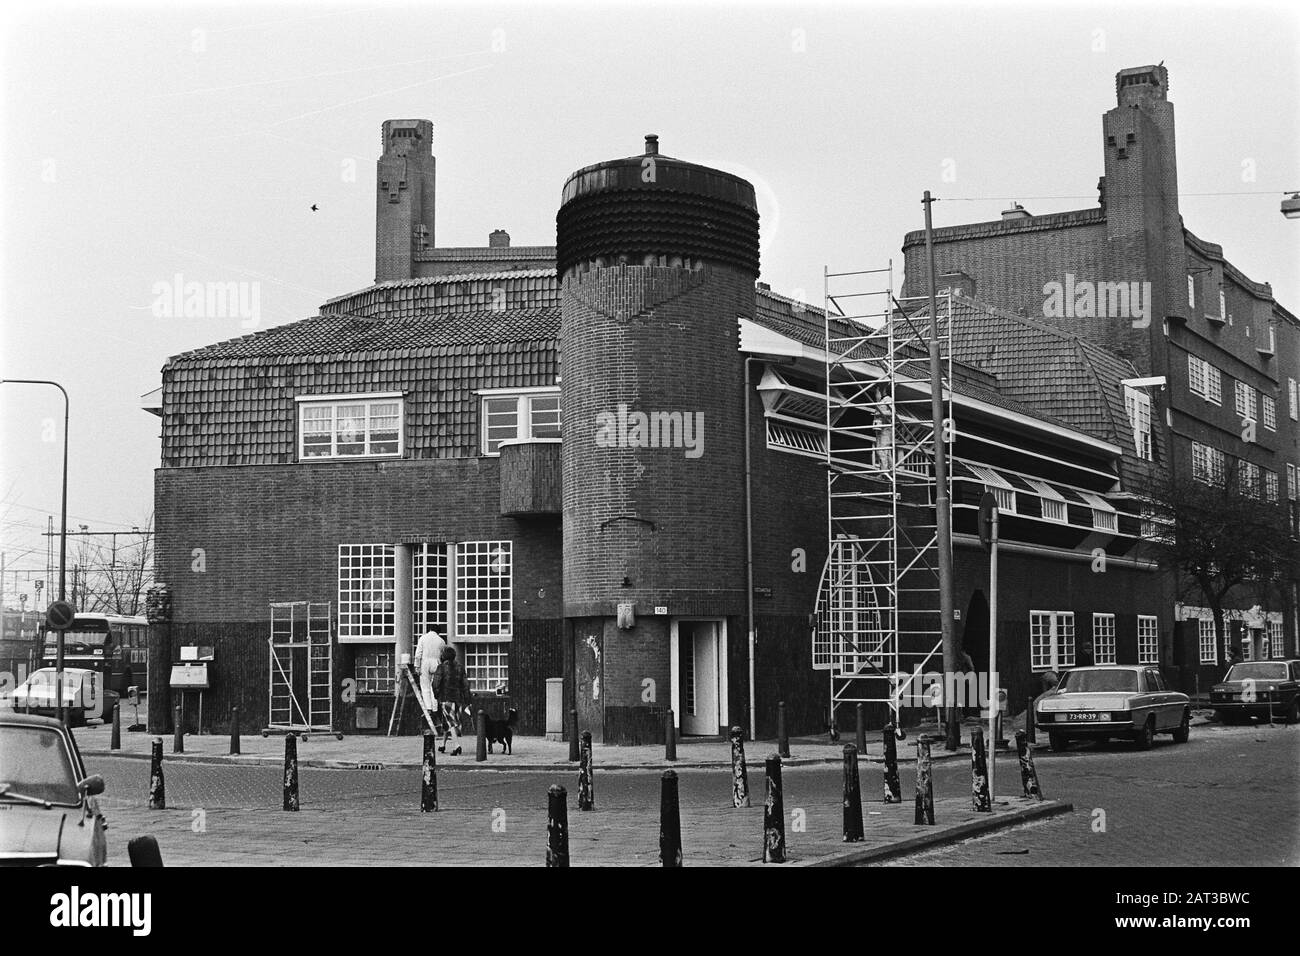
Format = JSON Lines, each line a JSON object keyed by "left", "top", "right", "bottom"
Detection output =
{"left": 557, "top": 135, "right": 759, "bottom": 741}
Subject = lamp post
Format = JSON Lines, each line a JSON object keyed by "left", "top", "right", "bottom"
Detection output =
{"left": 1, "top": 379, "right": 70, "bottom": 722}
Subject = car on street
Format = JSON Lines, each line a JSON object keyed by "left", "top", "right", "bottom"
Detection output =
{"left": 1210, "top": 660, "right": 1300, "bottom": 724}
{"left": 1035, "top": 665, "right": 1190, "bottom": 752}
{"left": 4, "top": 667, "right": 118, "bottom": 727}
{"left": 0, "top": 712, "right": 108, "bottom": 866}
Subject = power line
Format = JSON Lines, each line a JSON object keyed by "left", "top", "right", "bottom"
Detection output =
{"left": 939, "top": 189, "right": 1297, "bottom": 202}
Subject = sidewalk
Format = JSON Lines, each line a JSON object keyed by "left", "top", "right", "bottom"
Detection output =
{"left": 76, "top": 724, "right": 984, "bottom": 771}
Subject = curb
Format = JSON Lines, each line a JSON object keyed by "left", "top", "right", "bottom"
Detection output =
{"left": 80, "top": 747, "right": 970, "bottom": 773}
{"left": 794, "top": 799, "right": 1074, "bottom": 867}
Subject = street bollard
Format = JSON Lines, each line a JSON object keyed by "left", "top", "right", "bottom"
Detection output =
{"left": 127, "top": 835, "right": 164, "bottom": 868}
{"left": 970, "top": 726, "right": 991, "bottom": 812}
{"left": 568, "top": 708, "right": 580, "bottom": 762}
{"left": 914, "top": 737, "right": 935, "bottom": 825}
{"left": 148, "top": 737, "right": 165, "bottom": 810}
{"left": 172, "top": 704, "right": 183, "bottom": 754}
{"left": 229, "top": 706, "right": 241, "bottom": 756}
{"left": 546, "top": 784, "right": 570, "bottom": 867}
{"left": 1015, "top": 730, "right": 1044, "bottom": 800}
{"left": 883, "top": 723, "right": 902, "bottom": 803}
{"left": 475, "top": 710, "right": 487, "bottom": 762}
{"left": 421, "top": 732, "right": 439, "bottom": 812}
{"left": 578, "top": 731, "right": 594, "bottom": 810}
{"left": 665, "top": 709, "right": 677, "bottom": 761}
{"left": 762, "top": 754, "right": 786, "bottom": 863}
{"left": 730, "top": 726, "right": 750, "bottom": 808}
{"left": 1025, "top": 696, "right": 1036, "bottom": 743}
{"left": 659, "top": 770, "right": 683, "bottom": 867}
{"left": 842, "top": 744, "right": 864, "bottom": 842}
{"left": 283, "top": 733, "right": 300, "bottom": 811}
{"left": 855, "top": 703, "right": 866, "bottom": 754}
{"left": 777, "top": 700, "right": 790, "bottom": 758}
{"left": 111, "top": 702, "right": 121, "bottom": 751}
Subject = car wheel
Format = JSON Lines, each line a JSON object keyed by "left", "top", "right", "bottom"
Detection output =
{"left": 1048, "top": 732, "right": 1068, "bottom": 752}
{"left": 1172, "top": 710, "right": 1190, "bottom": 744}
{"left": 1287, "top": 699, "right": 1300, "bottom": 725}
{"left": 1133, "top": 717, "right": 1155, "bottom": 750}
{"left": 1214, "top": 710, "right": 1234, "bottom": 725}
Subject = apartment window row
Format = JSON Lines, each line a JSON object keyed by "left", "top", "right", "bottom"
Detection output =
{"left": 1197, "top": 617, "right": 1287, "bottom": 664}
{"left": 1032, "top": 611, "right": 1160, "bottom": 671}
{"left": 1191, "top": 441, "right": 1226, "bottom": 486}
{"left": 338, "top": 540, "right": 513, "bottom": 692}
{"left": 481, "top": 388, "right": 561, "bottom": 455}
{"left": 1187, "top": 355, "right": 1222, "bottom": 405}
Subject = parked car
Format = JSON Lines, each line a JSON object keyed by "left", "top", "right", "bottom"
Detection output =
{"left": 0, "top": 712, "right": 108, "bottom": 866}
{"left": 1210, "top": 660, "right": 1300, "bottom": 724}
{"left": 1035, "top": 665, "right": 1190, "bottom": 752}
{"left": 6, "top": 667, "right": 118, "bottom": 727}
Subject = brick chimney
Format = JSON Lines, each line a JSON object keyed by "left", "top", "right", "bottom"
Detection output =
{"left": 489, "top": 229, "right": 511, "bottom": 249}
{"left": 938, "top": 271, "right": 976, "bottom": 299}
{"left": 1001, "top": 202, "right": 1031, "bottom": 221}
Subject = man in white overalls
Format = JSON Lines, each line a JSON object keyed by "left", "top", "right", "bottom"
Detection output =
{"left": 414, "top": 629, "right": 446, "bottom": 717}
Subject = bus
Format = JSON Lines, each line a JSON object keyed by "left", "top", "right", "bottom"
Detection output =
{"left": 39, "top": 613, "right": 149, "bottom": 697}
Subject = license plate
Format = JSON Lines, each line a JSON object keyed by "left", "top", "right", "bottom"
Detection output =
{"left": 1069, "top": 711, "right": 1110, "bottom": 721}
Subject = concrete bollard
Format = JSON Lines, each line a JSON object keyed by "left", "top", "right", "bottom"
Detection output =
{"left": 842, "top": 744, "right": 864, "bottom": 842}
{"left": 568, "top": 708, "right": 580, "bottom": 762}
{"left": 148, "top": 737, "right": 165, "bottom": 810}
{"left": 577, "top": 730, "right": 594, "bottom": 810}
{"left": 729, "top": 726, "right": 750, "bottom": 808}
{"left": 421, "top": 732, "right": 438, "bottom": 812}
{"left": 546, "top": 784, "right": 569, "bottom": 867}
{"left": 914, "top": 737, "right": 935, "bottom": 825}
{"left": 1025, "top": 696, "right": 1036, "bottom": 743}
{"left": 762, "top": 754, "right": 786, "bottom": 863}
{"left": 127, "top": 835, "right": 164, "bottom": 868}
{"left": 229, "top": 706, "right": 240, "bottom": 756}
{"left": 172, "top": 703, "right": 183, "bottom": 754}
{"left": 882, "top": 723, "right": 902, "bottom": 803}
{"left": 665, "top": 709, "right": 677, "bottom": 761}
{"left": 970, "top": 726, "right": 991, "bottom": 812}
{"left": 283, "top": 733, "right": 299, "bottom": 811}
{"left": 659, "top": 770, "right": 683, "bottom": 867}
{"left": 777, "top": 700, "right": 790, "bottom": 758}
{"left": 855, "top": 703, "right": 866, "bottom": 754}
{"left": 1015, "top": 730, "right": 1044, "bottom": 800}
{"left": 475, "top": 710, "right": 487, "bottom": 762}
{"left": 110, "top": 702, "right": 121, "bottom": 751}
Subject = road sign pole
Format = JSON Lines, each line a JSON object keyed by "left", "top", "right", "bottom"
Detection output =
{"left": 988, "top": 507, "right": 998, "bottom": 805}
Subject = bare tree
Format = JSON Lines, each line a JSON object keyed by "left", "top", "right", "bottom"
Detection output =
{"left": 68, "top": 517, "right": 154, "bottom": 616}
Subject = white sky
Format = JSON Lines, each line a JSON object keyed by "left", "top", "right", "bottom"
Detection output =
{"left": 1, "top": 0, "right": 1297, "bottom": 600}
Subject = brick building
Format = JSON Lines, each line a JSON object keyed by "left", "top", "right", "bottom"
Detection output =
{"left": 901, "top": 65, "right": 1300, "bottom": 693}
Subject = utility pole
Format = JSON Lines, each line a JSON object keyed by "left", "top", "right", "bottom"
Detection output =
{"left": 922, "top": 192, "right": 960, "bottom": 752}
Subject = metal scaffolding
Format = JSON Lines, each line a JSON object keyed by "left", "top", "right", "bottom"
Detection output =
{"left": 267, "top": 601, "right": 339, "bottom": 739}
{"left": 812, "top": 262, "right": 953, "bottom": 727}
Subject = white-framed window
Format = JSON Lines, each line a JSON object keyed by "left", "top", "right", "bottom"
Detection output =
{"left": 1242, "top": 634, "right": 1254, "bottom": 661}
{"left": 1239, "top": 460, "right": 1260, "bottom": 498}
{"left": 1198, "top": 618, "right": 1218, "bottom": 664}
{"left": 456, "top": 541, "right": 513, "bottom": 640}
{"left": 1192, "top": 442, "right": 1225, "bottom": 486}
{"left": 1264, "top": 469, "right": 1279, "bottom": 503}
{"left": 1219, "top": 290, "right": 1227, "bottom": 321}
{"left": 1187, "top": 355, "right": 1221, "bottom": 405}
{"left": 1124, "top": 385, "right": 1153, "bottom": 461}
{"left": 969, "top": 464, "right": 1016, "bottom": 515}
{"left": 480, "top": 388, "right": 561, "bottom": 455}
{"left": 1289, "top": 378, "right": 1298, "bottom": 420}
{"left": 298, "top": 394, "right": 403, "bottom": 460}
{"left": 1235, "top": 380, "right": 1256, "bottom": 423}
{"left": 1288, "top": 463, "right": 1297, "bottom": 501}
{"left": 355, "top": 646, "right": 395, "bottom": 694}
{"left": 1187, "top": 274, "right": 1196, "bottom": 308}
{"left": 1026, "top": 478, "right": 1067, "bottom": 523}
{"left": 1030, "top": 610, "right": 1076, "bottom": 672}
{"left": 1138, "top": 615, "right": 1159, "bottom": 664}
{"left": 1207, "top": 364, "right": 1222, "bottom": 404}
{"left": 338, "top": 544, "right": 396, "bottom": 642}
{"left": 1092, "top": 613, "right": 1117, "bottom": 665}
{"left": 1080, "top": 492, "right": 1118, "bottom": 533}
{"left": 461, "top": 642, "right": 509, "bottom": 693}
{"left": 413, "top": 543, "right": 449, "bottom": 635}
{"left": 1262, "top": 394, "right": 1277, "bottom": 431}
{"left": 1269, "top": 619, "right": 1284, "bottom": 659}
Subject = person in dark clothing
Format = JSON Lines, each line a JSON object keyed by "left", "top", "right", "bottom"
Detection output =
{"left": 433, "top": 645, "right": 472, "bottom": 755}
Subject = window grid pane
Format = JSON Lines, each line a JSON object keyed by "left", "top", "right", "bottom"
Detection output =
{"left": 300, "top": 398, "right": 403, "bottom": 459}
{"left": 413, "top": 544, "right": 449, "bottom": 636}
{"left": 1093, "top": 613, "right": 1116, "bottom": 665}
{"left": 355, "top": 646, "right": 395, "bottom": 694}
{"left": 338, "top": 544, "right": 396, "bottom": 639}
{"left": 528, "top": 394, "right": 562, "bottom": 439}
{"left": 1138, "top": 615, "right": 1159, "bottom": 664}
{"left": 1263, "top": 395, "right": 1277, "bottom": 430}
{"left": 1198, "top": 619, "right": 1217, "bottom": 664}
{"left": 456, "top": 541, "right": 513, "bottom": 639}
{"left": 1269, "top": 620, "right": 1284, "bottom": 659}
{"left": 462, "top": 642, "right": 509, "bottom": 693}
{"left": 1030, "top": 612, "right": 1052, "bottom": 671}
{"left": 1057, "top": 612, "right": 1076, "bottom": 667}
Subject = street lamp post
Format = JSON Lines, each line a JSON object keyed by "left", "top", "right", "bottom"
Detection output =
{"left": 1, "top": 379, "right": 70, "bottom": 722}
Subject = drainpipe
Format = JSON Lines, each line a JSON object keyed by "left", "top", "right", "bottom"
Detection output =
{"left": 744, "top": 354, "right": 796, "bottom": 741}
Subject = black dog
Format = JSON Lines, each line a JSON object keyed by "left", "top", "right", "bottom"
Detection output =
{"left": 484, "top": 708, "right": 519, "bottom": 754}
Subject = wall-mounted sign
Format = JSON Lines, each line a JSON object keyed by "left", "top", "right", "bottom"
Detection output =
{"left": 654, "top": 606, "right": 668, "bottom": 615}
{"left": 753, "top": 587, "right": 773, "bottom": 599}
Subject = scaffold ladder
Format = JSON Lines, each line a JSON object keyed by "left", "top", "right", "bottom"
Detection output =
{"left": 267, "top": 601, "right": 338, "bottom": 738}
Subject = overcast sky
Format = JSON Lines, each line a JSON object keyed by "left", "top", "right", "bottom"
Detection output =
{"left": 1, "top": 0, "right": 1297, "bottom": 602}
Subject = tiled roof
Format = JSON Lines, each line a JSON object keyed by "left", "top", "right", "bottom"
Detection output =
{"left": 320, "top": 270, "right": 556, "bottom": 307}
{"left": 417, "top": 246, "right": 555, "bottom": 260}
{"left": 901, "top": 208, "right": 1105, "bottom": 249}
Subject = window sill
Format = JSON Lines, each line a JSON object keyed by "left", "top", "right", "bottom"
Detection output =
{"left": 1205, "top": 314, "right": 1227, "bottom": 326}
{"left": 299, "top": 454, "right": 404, "bottom": 463}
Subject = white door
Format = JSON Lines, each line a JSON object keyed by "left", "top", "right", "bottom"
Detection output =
{"left": 681, "top": 621, "right": 719, "bottom": 736}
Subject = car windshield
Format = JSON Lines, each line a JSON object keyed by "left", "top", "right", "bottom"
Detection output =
{"left": 0, "top": 725, "right": 81, "bottom": 805}
{"left": 1058, "top": 669, "right": 1139, "bottom": 693}
{"left": 1224, "top": 663, "right": 1288, "bottom": 681}
{"left": 43, "top": 628, "right": 109, "bottom": 656}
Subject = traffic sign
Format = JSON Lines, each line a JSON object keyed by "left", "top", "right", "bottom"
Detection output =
{"left": 45, "top": 600, "right": 76, "bottom": 631}
{"left": 977, "top": 492, "right": 999, "bottom": 552}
